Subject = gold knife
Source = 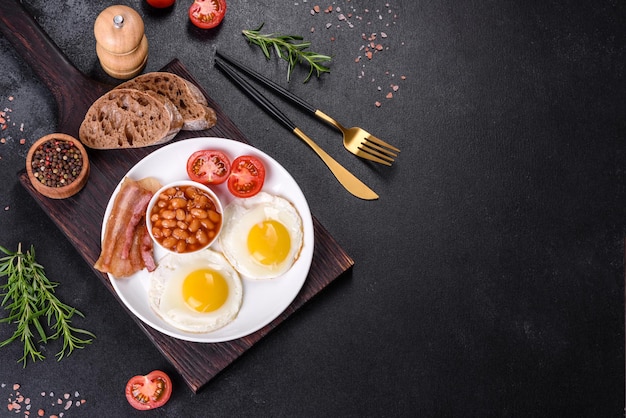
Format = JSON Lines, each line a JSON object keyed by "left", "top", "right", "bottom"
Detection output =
{"left": 215, "top": 57, "right": 378, "bottom": 201}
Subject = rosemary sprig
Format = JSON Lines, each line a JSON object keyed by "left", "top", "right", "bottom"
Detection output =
{"left": 0, "top": 243, "right": 95, "bottom": 367}
{"left": 242, "top": 24, "right": 331, "bottom": 83}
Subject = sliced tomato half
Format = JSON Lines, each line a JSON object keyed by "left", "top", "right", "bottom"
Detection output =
{"left": 186, "top": 150, "right": 231, "bottom": 185}
{"left": 125, "top": 370, "right": 172, "bottom": 410}
{"left": 228, "top": 155, "right": 266, "bottom": 198}
{"left": 189, "top": 0, "right": 227, "bottom": 29}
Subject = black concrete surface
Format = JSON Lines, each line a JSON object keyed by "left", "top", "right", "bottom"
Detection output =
{"left": 0, "top": 0, "right": 624, "bottom": 416}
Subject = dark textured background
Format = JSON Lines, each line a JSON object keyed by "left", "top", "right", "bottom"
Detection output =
{"left": 0, "top": 0, "right": 624, "bottom": 416}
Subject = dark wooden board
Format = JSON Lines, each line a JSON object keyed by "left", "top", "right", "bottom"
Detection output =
{"left": 2, "top": 0, "right": 354, "bottom": 392}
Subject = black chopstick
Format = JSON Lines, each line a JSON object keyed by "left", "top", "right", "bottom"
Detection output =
{"left": 215, "top": 50, "right": 317, "bottom": 115}
{"left": 214, "top": 56, "right": 297, "bottom": 132}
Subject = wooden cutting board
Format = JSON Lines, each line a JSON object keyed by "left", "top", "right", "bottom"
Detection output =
{"left": 1, "top": 1, "right": 354, "bottom": 392}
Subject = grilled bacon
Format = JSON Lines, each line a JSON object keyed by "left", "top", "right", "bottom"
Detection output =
{"left": 95, "top": 177, "right": 156, "bottom": 278}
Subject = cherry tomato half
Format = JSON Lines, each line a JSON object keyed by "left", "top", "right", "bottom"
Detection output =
{"left": 228, "top": 155, "right": 266, "bottom": 198}
{"left": 125, "top": 370, "right": 172, "bottom": 411}
{"left": 186, "top": 150, "right": 231, "bottom": 185}
{"left": 145, "top": 0, "right": 175, "bottom": 8}
{"left": 189, "top": 0, "right": 227, "bottom": 29}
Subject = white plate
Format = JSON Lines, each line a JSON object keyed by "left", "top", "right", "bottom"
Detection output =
{"left": 103, "top": 137, "right": 314, "bottom": 343}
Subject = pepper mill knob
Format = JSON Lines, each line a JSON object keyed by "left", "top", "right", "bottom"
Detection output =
{"left": 94, "top": 5, "right": 148, "bottom": 79}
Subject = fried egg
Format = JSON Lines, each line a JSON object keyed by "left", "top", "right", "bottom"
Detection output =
{"left": 148, "top": 249, "right": 242, "bottom": 333}
{"left": 219, "top": 192, "right": 303, "bottom": 280}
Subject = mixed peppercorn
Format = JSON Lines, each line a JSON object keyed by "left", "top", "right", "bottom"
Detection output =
{"left": 30, "top": 139, "right": 83, "bottom": 188}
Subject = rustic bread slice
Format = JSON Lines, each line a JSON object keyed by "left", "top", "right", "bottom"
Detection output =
{"left": 79, "top": 88, "right": 181, "bottom": 149}
{"left": 116, "top": 72, "right": 217, "bottom": 131}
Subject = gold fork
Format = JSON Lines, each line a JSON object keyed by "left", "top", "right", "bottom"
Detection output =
{"left": 215, "top": 57, "right": 379, "bottom": 200}
{"left": 314, "top": 110, "right": 400, "bottom": 166}
{"left": 216, "top": 51, "right": 400, "bottom": 166}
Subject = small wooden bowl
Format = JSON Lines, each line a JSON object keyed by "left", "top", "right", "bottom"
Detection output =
{"left": 26, "top": 133, "right": 90, "bottom": 199}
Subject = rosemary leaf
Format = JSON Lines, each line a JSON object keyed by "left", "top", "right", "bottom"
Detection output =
{"left": 0, "top": 243, "right": 94, "bottom": 366}
{"left": 242, "top": 24, "right": 331, "bottom": 83}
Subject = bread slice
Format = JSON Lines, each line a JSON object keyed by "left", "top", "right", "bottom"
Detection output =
{"left": 116, "top": 72, "right": 217, "bottom": 131}
{"left": 79, "top": 88, "right": 182, "bottom": 149}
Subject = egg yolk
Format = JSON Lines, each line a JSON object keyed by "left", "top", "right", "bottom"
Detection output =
{"left": 182, "top": 268, "right": 229, "bottom": 313}
{"left": 247, "top": 220, "right": 291, "bottom": 266}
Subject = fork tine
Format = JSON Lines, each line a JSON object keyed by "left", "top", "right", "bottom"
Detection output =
{"left": 362, "top": 133, "right": 400, "bottom": 153}
{"left": 354, "top": 148, "right": 393, "bottom": 166}
{"left": 357, "top": 141, "right": 396, "bottom": 162}
{"left": 361, "top": 139, "right": 399, "bottom": 158}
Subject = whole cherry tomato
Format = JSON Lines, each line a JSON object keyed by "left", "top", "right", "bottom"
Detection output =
{"left": 125, "top": 370, "right": 172, "bottom": 410}
{"left": 189, "top": 0, "right": 227, "bottom": 29}
{"left": 228, "top": 155, "right": 266, "bottom": 198}
{"left": 145, "top": 0, "right": 175, "bottom": 8}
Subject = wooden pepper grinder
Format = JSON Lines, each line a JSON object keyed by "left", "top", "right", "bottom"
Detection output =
{"left": 94, "top": 5, "right": 148, "bottom": 79}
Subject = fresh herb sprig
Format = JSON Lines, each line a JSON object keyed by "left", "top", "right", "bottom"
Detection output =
{"left": 242, "top": 24, "right": 331, "bottom": 83}
{"left": 0, "top": 243, "right": 94, "bottom": 367}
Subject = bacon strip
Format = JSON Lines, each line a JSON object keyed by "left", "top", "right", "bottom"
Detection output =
{"left": 139, "top": 223, "right": 156, "bottom": 272}
{"left": 121, "top": 192, "right": 152, "bottom": 259}
{"left": 94, "top": 178, "right": 155, "bottom": 278}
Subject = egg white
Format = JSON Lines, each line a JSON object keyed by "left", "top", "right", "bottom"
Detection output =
{"left": 219, "top": 192, "right": 304, "bottom": 280}
{"left": 148, "top": 249, "right": 242, "bottom": 333}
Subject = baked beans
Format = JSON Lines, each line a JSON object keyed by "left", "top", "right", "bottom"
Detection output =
{"left": 149, "top": 185, "right": 221, "bottom": 253}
